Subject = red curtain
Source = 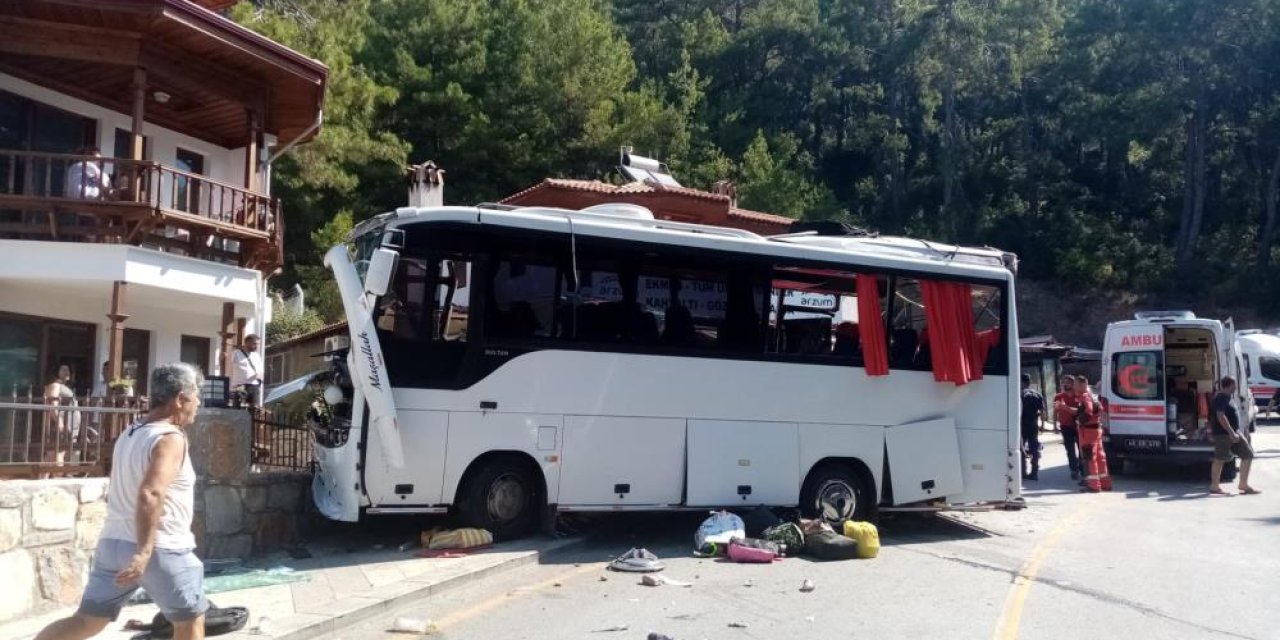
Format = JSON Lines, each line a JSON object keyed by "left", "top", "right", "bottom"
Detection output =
{"left": 920, "top": 280, "right": 983, "bottom": 385}
{"left": 856, "top": 274, "right": 889, "bottom": 376}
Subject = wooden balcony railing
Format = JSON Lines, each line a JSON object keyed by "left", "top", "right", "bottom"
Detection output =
{"left": 0, "top": 150, "right": 283, "bottom": 268}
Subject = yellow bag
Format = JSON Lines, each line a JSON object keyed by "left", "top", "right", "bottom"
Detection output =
{"left": 422, "top": 527, "right": 493, "bottom": 550}
{"left": 842, "top": 520, "right": 880, "bottom": 559}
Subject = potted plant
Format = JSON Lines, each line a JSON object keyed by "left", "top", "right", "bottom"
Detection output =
{"left": 109, "top": 378, "right": 135, "bottom": 398}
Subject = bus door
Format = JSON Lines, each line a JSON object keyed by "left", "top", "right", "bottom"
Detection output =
{"left": 1105, "top": 325, "right": 1166, "bottom": 454}
{"left": 884, "top": 417, "right": 965, "bottom": 505}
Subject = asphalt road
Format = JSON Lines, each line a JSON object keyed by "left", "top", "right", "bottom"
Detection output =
{"left": 331, "top": 423, "right": 1280, "bottom": 640}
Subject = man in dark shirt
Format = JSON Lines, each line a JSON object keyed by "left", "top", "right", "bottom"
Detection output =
{"left": 1210, "top": 376, "right": 1259, "bottom": 495}
{"left": 1021, "top": 374, "right": 1045, "bottom": 481}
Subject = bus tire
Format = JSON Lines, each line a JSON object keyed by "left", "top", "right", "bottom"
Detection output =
{"left": 800, "top": 461, "right": 875, "bottom": 525}
{"left": 457, "top": 455, "right": 541, "bottom": 541}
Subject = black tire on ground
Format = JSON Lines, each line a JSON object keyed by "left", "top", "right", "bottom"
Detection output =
{"left": 1104, "top": 446, "right": 1125, "bottom": 475}
{"left": 799, "top": 462, "right": 875, "bottom": 525}
{"left": 456, "top": 456, "right": 541, "bottom": 541}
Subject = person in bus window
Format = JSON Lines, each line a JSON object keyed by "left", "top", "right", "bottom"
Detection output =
{"left": 1053, "top": 375, "right": 1083, "bottom": 480}
{"left": 1209, "top": 376, "right": 1259, "bottom": 495}
{"left": 1020, "top": 374, "right": 1044, "bottom": 481}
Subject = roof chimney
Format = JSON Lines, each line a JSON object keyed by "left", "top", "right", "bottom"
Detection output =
{"left": 711, "top": 179, "right": 737, "bottom": 207}
{"left": 407, "top": 161, "right": 445, "bottom": 208}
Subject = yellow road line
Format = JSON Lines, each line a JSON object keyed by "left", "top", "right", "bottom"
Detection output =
{"left": 430, "top": 562, "right": 605, "bottom": 632}
{"left": 993, "top": 496, "right": 1110, "bottom": 640}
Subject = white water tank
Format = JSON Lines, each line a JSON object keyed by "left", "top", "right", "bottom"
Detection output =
{"left": 580, "top": 203, "right": 655, "bottom": 220}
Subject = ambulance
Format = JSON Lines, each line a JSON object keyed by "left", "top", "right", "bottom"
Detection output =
{"left": 1100, "top": 311, "right": 1256, "bottom": 469}
{"left": 1238, "top": 330, "right": 1280, "bottom": 413}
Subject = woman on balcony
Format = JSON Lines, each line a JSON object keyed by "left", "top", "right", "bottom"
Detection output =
{"left": 42, "top": 364, "right": 79, "bottom": 477}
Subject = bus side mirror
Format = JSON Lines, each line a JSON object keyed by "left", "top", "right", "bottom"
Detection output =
{"left": 364, "top": 248, "right": 399, "bottom": 297}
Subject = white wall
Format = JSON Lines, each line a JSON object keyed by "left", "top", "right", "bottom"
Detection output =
{"left": 0, "top": 280, "right": 227, "bottom": 387}
{"left": 0, "top": 72, "right": 277, "bottom": 190}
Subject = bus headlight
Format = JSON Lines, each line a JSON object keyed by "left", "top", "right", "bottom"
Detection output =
{"left": 323, "top": 384, "right": 345, "bottom": 406}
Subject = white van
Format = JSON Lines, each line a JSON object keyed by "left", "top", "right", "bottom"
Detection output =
{"left": 1238, "top": 330, "right": 1280, "bottom": 413}
{"left": 1101, "top": 311, "right": 1256, "bottom": 467}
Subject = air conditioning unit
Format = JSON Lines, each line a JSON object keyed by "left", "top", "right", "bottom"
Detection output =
{"left": 324, "top": 335, "right": 349, "bottom": 351}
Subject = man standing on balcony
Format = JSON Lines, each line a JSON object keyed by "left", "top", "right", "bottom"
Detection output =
{"left": 63, "top": 146, "right": 113, "bottom": 200}
{"left": 34, "top": 363, "right": 208, "bottom": 640}
{"left": 230, "top": 334, "right": 263, "bottom": 408}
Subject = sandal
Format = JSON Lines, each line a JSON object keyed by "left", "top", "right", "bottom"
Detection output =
{"left": 609, "top": 548, "right": 665, "bottom": 573}
{"left": 1239, "top": 487, "right": 1262, "bottom": 495}
{"left": 1208, "top": 488, "right": 1230, "bottom": 495}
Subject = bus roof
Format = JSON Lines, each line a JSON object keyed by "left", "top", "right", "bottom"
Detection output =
{"left": 357, "top": 204, "right": 1016, "bottom": 282}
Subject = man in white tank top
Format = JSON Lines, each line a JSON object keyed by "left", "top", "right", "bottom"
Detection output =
{"left": 35, "top": 363, "right": 209, "bottom": 640}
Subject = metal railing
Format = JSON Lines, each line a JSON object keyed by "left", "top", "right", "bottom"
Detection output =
{"left": 0, "top": 150, "right": 279, "bottom": 237}
{"left": 0, "top": 395, "right": 148, "bottom": 478}
{"left": 250, "top": 407, "right": 316, "bottom": 473}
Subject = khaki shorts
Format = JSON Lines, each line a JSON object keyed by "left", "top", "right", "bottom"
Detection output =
{"left": 1213, "top": 435, "right": 1254, "bottom": 462}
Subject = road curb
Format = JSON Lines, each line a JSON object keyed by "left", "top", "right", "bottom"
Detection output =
{"left": 255, "top": 536, "right": 587, "bottom": 640}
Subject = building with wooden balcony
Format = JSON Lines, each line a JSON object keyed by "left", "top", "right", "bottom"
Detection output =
{"left": 0, "top": 0, "right": 326, "bottom": 397}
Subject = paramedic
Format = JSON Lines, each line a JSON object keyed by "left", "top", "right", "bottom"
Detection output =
{"left": 1076, "top": 378, "right": 1111, "bottom": 492}
{"left": 1209, "top": 377, "right": 1260, "bottom": 495}
{"left": 1053, "top": 375, "right": 1083, "bottom": 480}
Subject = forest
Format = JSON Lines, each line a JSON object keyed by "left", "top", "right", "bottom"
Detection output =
{"left": 232, "top": 0, "right": 1280, "bottom": 334}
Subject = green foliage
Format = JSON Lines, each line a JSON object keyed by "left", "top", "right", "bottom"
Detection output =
{"left": 233, "top": 0, "right": 1280, "bottom": 321}
{"left": 266, "top": 303, "right": 325, "bottom": 343}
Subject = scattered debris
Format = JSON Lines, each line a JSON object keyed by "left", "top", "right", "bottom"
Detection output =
{"left": 592, "top": 624, "right": 630, "bottom": 632}
{"left": 742, "top": 579, "right": 755, "bottom": 588}
{"left": 728, "top": 622, "right": 750, "bottom": 628}
{"left": 800, "top": 579, "right": 816, "bottom": 592}
{"left": 609, "top": 548, "right": 665, "bottom": 573}
{"left": 554, "top": 582, "right": 563, "bottom": 587}
{"left": 598, "top": 575, "right": 609, "bottom": 582}
{"left": 648, "top": 633, "right": 677, "bottom": 640}
{"left": 640, "top": 574, "right": 692, "bottom": 588}
{"left": 727, "top": 538, "right": 782, "bottom": 563}
{"left": 389, "top": 617, "right": 436, "bottom": 635}
{"left": 250, "top": 616, "right": 274, "bottom": 636}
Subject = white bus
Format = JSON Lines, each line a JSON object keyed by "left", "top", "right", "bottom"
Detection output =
{"left": 310, "top": 203, "right": 1022, "bottom": 538}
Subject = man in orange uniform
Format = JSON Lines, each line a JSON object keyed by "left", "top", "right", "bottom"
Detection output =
{"left": 1075, "top": 378, "right": 1112, "bottom": 492}
{"left": 1053, "top": 375, "right": 1083, "bottom": 480}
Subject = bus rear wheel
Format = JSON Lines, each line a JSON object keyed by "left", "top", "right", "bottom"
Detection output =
{"left": 457, "top": 457, "right": 541, "bottom": 541}
{"left": 800, "top": 462, "right": 874, "bottom": 525}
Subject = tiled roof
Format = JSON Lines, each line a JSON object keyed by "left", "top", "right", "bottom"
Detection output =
{"left": 503, "top": 178, "right": 731, "bottom": 204}
{"left": 729, "top": 207, "right": 795, "bottom": 225}
{"left": 267, "top": 321, "right": 348, "bottom": 352}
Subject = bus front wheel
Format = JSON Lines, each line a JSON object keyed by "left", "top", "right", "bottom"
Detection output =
{"left": 457, "top": 456, "right": 541, "bottom": 541}
{"left": 800, "top": 462, "right": 875, "bottom": 525}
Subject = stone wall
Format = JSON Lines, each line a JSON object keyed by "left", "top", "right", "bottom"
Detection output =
{"left": 0, "top": 478, "right": 108, "bottom": 623}
{"left": 0, "top": 409, "right": 317, "bottom": 623}
{"left": 187, "top": 409, "right": 317, "bottom": 560}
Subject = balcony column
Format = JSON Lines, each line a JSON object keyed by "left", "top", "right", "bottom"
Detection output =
{"left": 130, "top": 68, "right": 146, "bottom": 161}
{"left": 128, "top": 68, "right": 147, "bottom": 209}
{"left": 107, "top": 281, "right": 129, "bottom": 384}
{"left": 243, "top": 109, "right": 261, "bottom": 230}
{"left": 219, "top": 302, "right": 236, "bottom": 377}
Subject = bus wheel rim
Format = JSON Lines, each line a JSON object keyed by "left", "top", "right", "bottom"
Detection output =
{"left": 487, "top": 473, "right": 527, "bottom": 523}
{"left": 815, "top": 478, "right": 856, "bottom": 522}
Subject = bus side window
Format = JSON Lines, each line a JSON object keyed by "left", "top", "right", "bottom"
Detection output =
{"left": 435, "top": 259, "right": 471, "bottom": 342}
{"left": 971, "top": 284, "right": 1004, "bottom": 375}
{"left": 889, "top": 277, "right": 927, "bottom": 370}
{"left": 489, "top": 259, "right": 557, "bottom": 340}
